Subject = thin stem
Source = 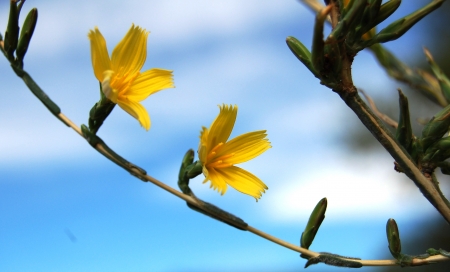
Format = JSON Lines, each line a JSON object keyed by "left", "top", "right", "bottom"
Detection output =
{"left": 246, "top": 226, "right": 318, "bottom": 256}
{"left": 342, "top": 92, "right": 450, "bottom": 223}
{"left": 247, "top": 225, "right": 450, "bottom": 266}
{"left": 44, "top": 111, "right": 450, "bottom": 267}
{"left": 7, "top": 71, "right": 450, "bottom": 268}
{"left": 58, "top": 113, "right": 83, "bottom": 136}
{"left": 323, "top": 0, "right": 450, "bottom": 223}
{"left": 3, "top": 14, "right": 450, "bottom": 266}
{"left": 300, "top": 0, "right": 331, "bottom": 23}
{"left": 358, "top": 89, "right": 398, "bottom": 129}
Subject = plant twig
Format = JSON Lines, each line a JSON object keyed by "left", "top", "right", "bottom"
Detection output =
{"left": 342, "top": 92, "right": 450, "bottom": 223}
{"left": 299, "top": 0, "right": 331, "bottom": 22}
{"left": 324, "top": 0, "right": 450, "bottom": 224}
{"left": 5, "top": 63, "right": 449, "bottom": 267}
{"left": 358, "top": 88, "right": 398, "bottom": 129}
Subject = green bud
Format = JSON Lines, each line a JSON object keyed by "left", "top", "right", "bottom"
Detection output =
{"left": 16, "top": 8, "right": 38, "bottom": 62}
{"left": 186, "top": 160, "right": 203, "bottom": 179}
{"left": 16, "top": 0, "right": 25, "bottom": 16}
{"left": 366, "top": 0, "right": 383, "bottom": 22}
{"left": 340, "top": 0, "right": 355, "bottom": 18}
{"left": 4, "top": 0, "right": 20, "bottom": 58}
{"left": 311, "top": 5, "right": 331, "bottom": 74}
{"left": 286, "top": 36, "right": 319, "bottom": 78}
{"left": 353, "top": 0, "right": 382, "bottom": 40}
{"left": 422, "top": 137, "right": 450, "bottom": 164}
{"left": 421, "top": 103, "right": 450, "bottom": 151}
{"left": 331, "top": 0, "right": 367, "bottom": 42}
{"left": 371, "top": 0, "right": 443, "bottom": 44}
{"left": 178, "top": 149, "right": 195, "bottom": 195}
{"left": 395, "top": 89, "right": 413, "bottom": 152}
{"left": 300, "top": 198, "right": 327, "bottom": 250}
{"left": 370, "top": 0, "right": 401, "bottom": 29}
{"left": 386, "top": 218, "right": 402, "bottom": 258}
{"left": 424, "top": 48, "right": 450, "bottom": 104}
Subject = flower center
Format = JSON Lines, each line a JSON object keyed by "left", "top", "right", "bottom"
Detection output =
{"left": 206, "top": 143, "right": 235, "bottom": 168}
{"left": 101, "top": 68, "right": 140, "bottom": 103}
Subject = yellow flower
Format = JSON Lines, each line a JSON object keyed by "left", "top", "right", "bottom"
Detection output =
{"left": 88, "top": 24, "right": 174, "bottom": 130}
{"left": 198, "top": 104, "right": 271, "bottom": 200}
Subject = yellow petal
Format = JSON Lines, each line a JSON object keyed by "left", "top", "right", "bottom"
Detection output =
{"left": 206, "top": 166, "right": 228, "bottom": 195}
{"left": 126, "top": 69, "right": 174, "bottom": 101}
{"left": 88, "top": 28, "right": 111, "bottom": 82}
{"left": 215, "top": 166, "right": 267, "bottom": 199}
{"left": 207, "top": 105, "right": 237, "bottom": 153}
{"left": 118, "top": 99, "right": 151, "bottom": 130}
{"left": 111, "top": 24, "right": 148, "bottom": 76}
{"left": 217, "top": 130, "right": 271, "bottom": 164}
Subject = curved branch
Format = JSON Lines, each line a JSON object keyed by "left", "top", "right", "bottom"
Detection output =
{"left": 358, "top": 88, "right": 398, "bottom": 129}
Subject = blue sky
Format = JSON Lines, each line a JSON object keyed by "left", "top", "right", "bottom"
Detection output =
{"left": 1, "top": 1, "right": 449, "bottom": 271}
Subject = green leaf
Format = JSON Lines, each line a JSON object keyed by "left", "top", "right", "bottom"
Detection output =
{"left": 16, "top": 8, "right": 38, "bottom": 62}
{"left": 395, "top": 89, "right": 413, "bottom": 152}
{"left": 422, "top": 137, "right": 450, "bottom": 164}
{"left": 386, "top": 218, "right": 402, "bottom": 258}
{"left": 286, "top": 36, "right": 319, "bottom": 78}
{"left": 178, "top": 149, "right": 195, "bottom": 195}
{"left": 424, "top": 48, "right": 450, "bottom": 104}
{"left": 368, "top": 0, "right": 401, "bottom": 30}
{"left": 300, "top": 198, "right": 327, "bottom": 250}
{"left": 4, "top": 0, "right": 20, "bottom": 59}
{"left": 371, "top": 0, "right": 443, "bottom": 44}
{"left": 421, "top": 103, "right": 450, "bottom": 151}
{"left": 311, "top": 5, "right": 332, "bottom": 74}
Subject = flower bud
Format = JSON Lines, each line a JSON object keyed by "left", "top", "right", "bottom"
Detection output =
{"left": 424, "top": 47, "right": 450, "bottom": 104}
{"left": 371, "top": 0, "right": 401, "bottom": 28}
{"left": 178, "top": 149, "right": 195, "bottom": 195}
{"left": 300, "top": 198, "right": 327, "bottom": 249}
{"left": 386, "top": 218, "right": 402, "bottom": 258}
{"left": 372, "top": 0, "right": 442, "bottom": 44}
{"left": 422, "top": 137, "right": 450, "bottom": 164}
{"left": 16, "top": 8, "right": 38, "bottom": 61}
{"left": 421, "top": 103, "right": 450, "bottom": 152}
{"left": 4, "top": 0, "right": 20, "bottom": 58}
{"left": 395, "top": 89, "right": 413, "bottom": 152}
{"left": 286, "top": 36, "right": 318, "bottom": 78}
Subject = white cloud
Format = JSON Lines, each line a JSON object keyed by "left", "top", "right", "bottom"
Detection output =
{"left": 2, "top": 0, "right": 439, "bottom": 223}
{"left": 260, "top": 151, "right": 439, "bottom": 223}
{"left": 0, "top": 0, "right": 306, "bottom": 57}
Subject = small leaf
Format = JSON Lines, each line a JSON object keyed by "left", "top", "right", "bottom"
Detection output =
{"left": 286, "top": 36, "right": 319, "bottom": 78}
{"left": 311, "top": 5, "right": 332, "bottom": 74}
{"left": 421, "top": 103, "right": 450, "bottom": 151}
{"left": 395, "top": 89, "right": 414, "bottom": 152}
{"left": 424, "top": 47, "right": 450, "bottom": 104}
{"left": 369, "top": 0, "right": 401, "bottom": 30}
{"left": 301, "top": 198, "right": 327, "bottom": 249}
{"left": 16, "top": 8, "right": 38, "bottom": 62}
{"left": 371, "top": 0, "right": 443, "bottom": 44}
{"left": 386, "top": 218, "right": 402, "bottom": 258}
{"left": 178, "top": 149, "right": 195, "bottom": 195}
{"left": 4, "top": 0, "right": 20, "bottom": 58}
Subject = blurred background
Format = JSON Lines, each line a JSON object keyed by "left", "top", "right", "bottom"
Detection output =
{"left": 1, "top": 0, "right": 449, "bottom": 271}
